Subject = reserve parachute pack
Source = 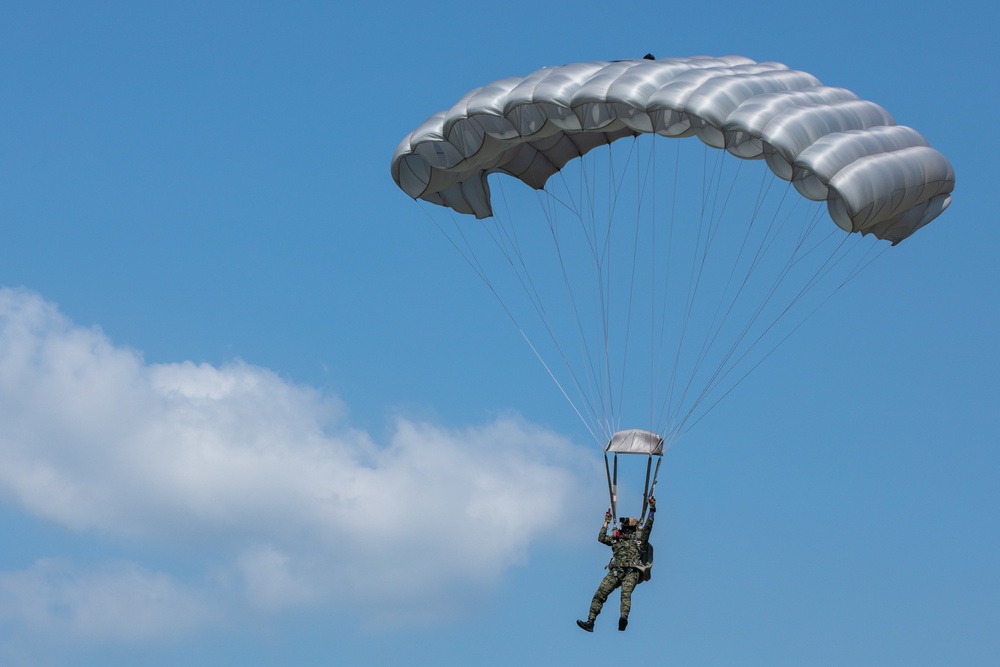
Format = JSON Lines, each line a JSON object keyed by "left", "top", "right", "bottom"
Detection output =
{"left": 606, "top": 535, "right": 655, "bottom": 583}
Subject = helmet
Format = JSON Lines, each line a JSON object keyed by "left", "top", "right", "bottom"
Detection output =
{"left": 620, "top": 517, "right": 639, "bottom": 530}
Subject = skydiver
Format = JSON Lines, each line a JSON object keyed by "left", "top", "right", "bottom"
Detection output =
{"left": 576, "top": 495, "right": 655, "bottom": 632}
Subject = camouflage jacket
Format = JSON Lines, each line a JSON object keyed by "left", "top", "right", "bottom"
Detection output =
{"left": 599, "top": 513, "right": 654, "bottom": 570}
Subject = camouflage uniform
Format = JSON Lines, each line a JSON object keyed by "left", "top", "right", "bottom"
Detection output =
{"left": 586, "top": 512, "right": 654, "bottom": 624}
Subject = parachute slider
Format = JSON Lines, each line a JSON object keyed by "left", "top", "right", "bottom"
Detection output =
{"left": 604, "top": 429, "right": 664, "bottom": 456}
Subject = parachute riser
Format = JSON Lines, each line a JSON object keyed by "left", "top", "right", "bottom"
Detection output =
{"left": 640, "top": 456, "right": 662, "bottom": 525}
{"left": 604, "top": 452, "right": 618, "bottom": 523}
{"left": 604, "top": 453, "right": 662, "bottom": 526}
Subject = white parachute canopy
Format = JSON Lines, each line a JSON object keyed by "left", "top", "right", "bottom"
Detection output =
{"left": 392, "top": 56, "right": 953, "bottom": 244}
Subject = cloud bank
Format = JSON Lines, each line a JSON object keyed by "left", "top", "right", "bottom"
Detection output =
{"left": 0, "top": 287, "right": 594, "bottom": 646}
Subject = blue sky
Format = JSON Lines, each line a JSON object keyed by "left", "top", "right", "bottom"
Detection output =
{"left": 0, "top": 2, "right": 997, "bottom": 665}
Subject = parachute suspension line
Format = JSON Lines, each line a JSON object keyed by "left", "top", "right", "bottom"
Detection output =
{"left": 701, "top": 144, "right": 743, "bottom": 253}
{"left": 426, "top": 206, "right": 495, "bottom": 288}
{"left": 841, "top": 236, "right": 890, "bottom": 286}
{"left": 573, "top": 149, "right": 615, "bottom": 439}
{"left": 655, "top": 139, "right": 683, "bottom": 447}
{"left": 631, "top": 136, "right": 666, "bottom": 438}
{"left": 781, "top": 202, "right": 891, "bottom": 293}
{"left": 599, "top": 143, "right": 617, "bottom": 435}
{"left": 426, "top": 143, "right": 890, "bottom": 454}
{"left": 664, "top": 176, "right": 815, "bottom": 436}
{"left": 671, "top": 185, "right": 884, "bottom": 438}
{"left": 687, "top": 160, "right": 767, "bottom": 374}
{"left": 539, "top": 144, "right": 728, "bottom": 448}
{"left": 646, "top": 138, "right": 660, "bottom": 434}
{"left": 781, "top": 220, "right": 884, "bottom": 318}
{"left": 560, "top": 157, "right": 612, "bottom": 440}
{"left": 530, "top": 187, "right": 617, "bottom": 444}
{"left": 639, "top": 139, "right": 660, "bottom": 435}
{"left": 679, "top": 156, "right": 750, "bottom": 397}
{"left": 611, "top": 137, "right": 655, "bottom": 435}
{"left": 639, "top": 455, "right": 661, "bottom": 524}
{"left": 652, "top": 146, "right": 884, "bottom": 444}
{"left": 540, "top": 138, "right": 645, "bottom": 442}
{"left": 602, "top": 137, "right": 663, "bottom": 437}
{"left": 680, "top": 231, "right": 883, "bottom": 435}
{"left": 661, "top": 158, "right": 784, "bottom": 434}
{"left": 664, "top": 178, "right": 807, "bottom": 435}
{"left": 657, "top": 145, "right": 731, "bottom": 441}
{"left": 535, "top": 160, "right": 620, "bottom": 442}
{"left": 422, "top": 196, "right": 604, "bottom": 447}
{"left": 486, "top": 189, "right": 591, "bottom": 391}
{"left": 596, "top": 138, "right": 642, "bottom": 436}
{"left": 544, "top": 163, "right": 615, "bottom": 442}
{"left": 549, "top": 138, "right": 662, "bottom": 443}
{"left": 658, "top": 142, "right": 705, "bottom": 441}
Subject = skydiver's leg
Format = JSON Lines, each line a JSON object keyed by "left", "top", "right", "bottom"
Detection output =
{"left": 619, "top": 569, "right": 641, "bottom": 620}
{"left": 588, "top": 570, "right": 623, "bottom": 622}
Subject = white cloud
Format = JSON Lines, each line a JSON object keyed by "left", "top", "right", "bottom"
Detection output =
{"left": 0, "top": 559, "right": 217, "bottom": 643}
{"left": 0, "top": 287, "right": 596, "bottom": 642}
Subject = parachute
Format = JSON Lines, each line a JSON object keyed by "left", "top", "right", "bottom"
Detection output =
{"left": 393, "top": 56, "right": 953, "bottom": 244}
{"left": 391, "top": 56, "right": 954, "bottom": 461}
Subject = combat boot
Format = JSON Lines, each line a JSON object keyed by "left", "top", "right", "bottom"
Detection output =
{"left": 576, "top": 619, "right": 595, "bottom": 632}
{"left": 618, "top": 616, "right": 628, "bottom": 631}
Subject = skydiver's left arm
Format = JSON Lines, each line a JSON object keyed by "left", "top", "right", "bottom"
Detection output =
{"left": 641, "top": 496, "right": 656, "bottom": 541}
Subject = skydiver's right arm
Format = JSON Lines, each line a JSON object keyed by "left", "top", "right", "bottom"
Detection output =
{"left": 598, "top": 513, "right": 613, "bottom": 545}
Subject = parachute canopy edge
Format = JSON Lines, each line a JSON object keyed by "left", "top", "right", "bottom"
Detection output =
{"left": 606, "top": 430, "right": 664, "bottom": 456}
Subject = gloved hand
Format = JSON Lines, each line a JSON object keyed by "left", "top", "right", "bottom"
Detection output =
{"left": 648, "top": 496, "right": 656, "bottom": 511}
{"left": 604, "top": 509, "right": 612, "bottom": 523}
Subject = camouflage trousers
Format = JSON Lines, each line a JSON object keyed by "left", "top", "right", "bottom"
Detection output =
{"left": 588, "top": 567, "right": 641, "bottom": 622}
